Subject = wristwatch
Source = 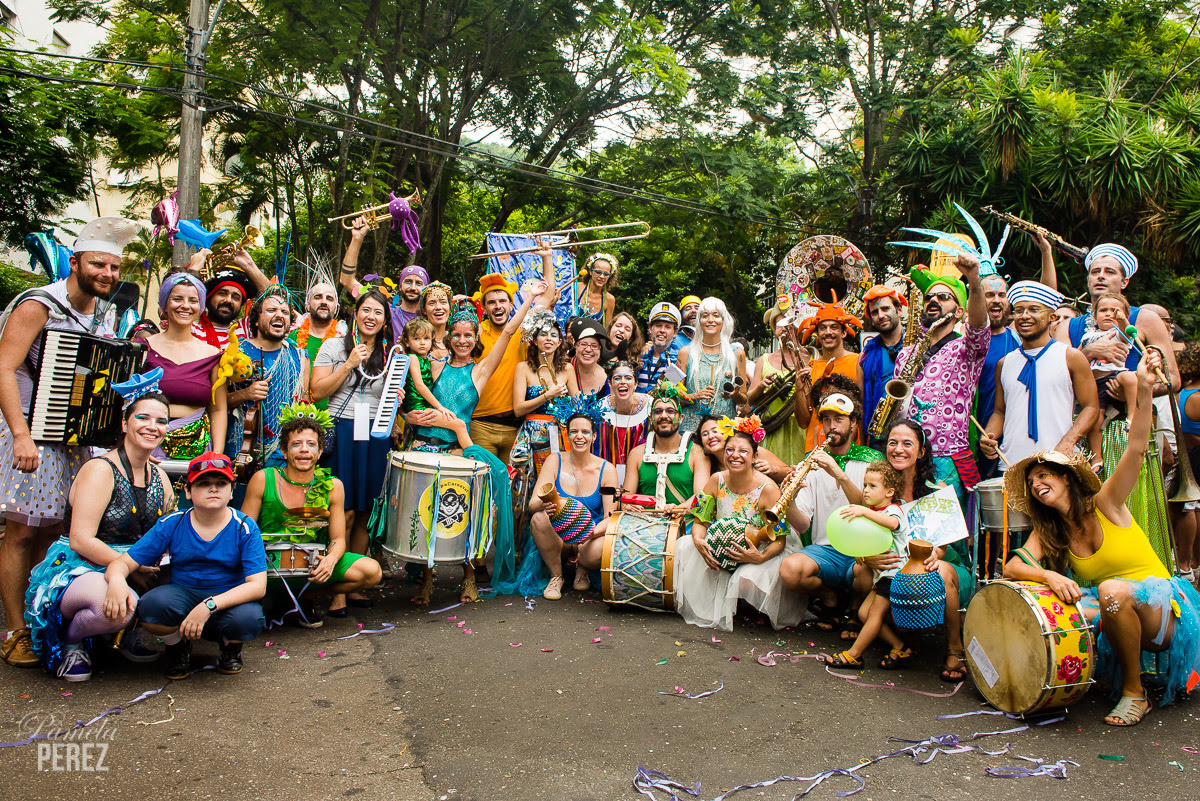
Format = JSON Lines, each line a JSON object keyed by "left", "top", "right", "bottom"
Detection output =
{"left": 203, "top": 597, "right": 219, "bottom": 614}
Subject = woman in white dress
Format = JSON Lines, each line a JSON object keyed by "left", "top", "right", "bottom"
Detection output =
{"left": 674, "top": 416, "right": 804, "bottom": 631}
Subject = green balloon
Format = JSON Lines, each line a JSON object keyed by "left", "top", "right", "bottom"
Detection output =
{"left": 825, "top": 505, "right": 894, "bottom": 557}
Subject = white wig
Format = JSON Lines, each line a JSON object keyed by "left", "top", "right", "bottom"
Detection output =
{"left": 687, "top": 296, "right": 737, "bottom": 389}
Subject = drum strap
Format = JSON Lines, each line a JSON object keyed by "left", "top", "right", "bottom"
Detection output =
{"left": 1012, "top": 547, "right": 1042, "bottom": 569}
{"left": 644, "top": 431, "right": 691, "bottom": 508}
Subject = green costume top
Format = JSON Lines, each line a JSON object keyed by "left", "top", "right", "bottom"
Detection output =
{"left": 402, "top": 353, "right": 434, "bottom": 413}
{"left": 258, "top": 466, "right": 334, "bottom": 544}
{"left": 637, "top": 431, "right": 695, "bottom": 507}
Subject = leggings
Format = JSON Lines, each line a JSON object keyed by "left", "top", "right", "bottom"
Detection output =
{"left": 60, "top": 572, "right": 137, "bottom": 644}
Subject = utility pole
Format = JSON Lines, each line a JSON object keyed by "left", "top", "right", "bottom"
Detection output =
{"left": 173, "top": 0, "right": 225, "bottom": 266}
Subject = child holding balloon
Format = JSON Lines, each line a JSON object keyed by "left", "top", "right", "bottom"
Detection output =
{"left": 820, "top": 461, "right": 910, "bottom": 668}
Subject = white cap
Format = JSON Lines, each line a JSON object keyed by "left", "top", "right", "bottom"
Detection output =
{"left": 648, "top": 301, "right": 681, "bottom": 326}
{"left": 73, "top": 217, "right": 141, "bottom": 257}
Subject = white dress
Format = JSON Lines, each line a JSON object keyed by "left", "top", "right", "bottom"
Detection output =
{"left": 675, "top": 473, "right": 805, "bottom": 631}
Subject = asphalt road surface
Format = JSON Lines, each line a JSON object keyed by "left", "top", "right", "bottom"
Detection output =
{"left": 4, "top": 571, "right": 1198, "bottom": 800}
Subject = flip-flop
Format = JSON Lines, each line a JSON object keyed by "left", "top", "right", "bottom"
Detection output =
{"left": 940, "top": 649, "right": 968, "bottom": 681}
{"left": 1105, "top": 695, "right": 1151, "bottom": 726}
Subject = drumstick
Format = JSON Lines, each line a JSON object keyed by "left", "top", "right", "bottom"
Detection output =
{"left": 969, "top": 414, "right": 1011, "bottom": 469}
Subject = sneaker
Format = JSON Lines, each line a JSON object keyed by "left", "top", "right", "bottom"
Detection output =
{"left": 297, "top": 600, "right": 324, "bottom": 630}
{"left": 217, "top": 641, "right": 243, "bottom": 675}
{"left": 56, "top": 646, "right": 92, "bottom": 682}
{"left": 119, "top": 626, "right": 161, "bottom": 663}
{"left": 164, "top": 640, "right": 192, "bottom": 680}
{"left": 1, "top": 628, "right": 39, "bottom": 668}
{"left": 543, "top": 575, "right": 564, "bottom": 600}
{"left": 573, "top": 567, "right": 591, "bottom": 592}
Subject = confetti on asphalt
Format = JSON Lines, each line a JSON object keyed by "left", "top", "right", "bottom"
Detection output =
{"left": 655, "top": 659, "right": 667, "bottom": 665}
{"left": 592, "top": 638, "right": 602, "bottom": 643}
{"left": 1099, "top": 754, "right": 1126, "bottom": 761}
{"left": 660, "top": 681, "right": 725, "bottom": 699}
{"left": 676, "top": 650, "right": 687, "bottom": 657}
{"left": 541, "top": 649, "right": 554, "bottom": 652}
{"left": 317, "top": 651, "right": 327, "bottom": 658}
{"left": 711, "top": 636, "right": 721, "bottom": 643}
{"left": 509, "top": 643, "right": 522, "bottom": 647}
{"left": 1169, "top": 761, "right": 1184, "bottom": 771}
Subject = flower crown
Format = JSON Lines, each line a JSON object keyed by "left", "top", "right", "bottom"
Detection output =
{"left": 648, "top": 378, "right": 686, "bottom": 410}
{"left": 547, "top": 391, "right": 606, "bottom": 430}
{"left": 717, "top": 415, "right": 765, "bottom": 444}
{"left": 582, "top": 252, "right": 619, "bottom": 274}
{"left": 278, "top": 402, "right": 334, "bottom": 432}
{"left": 361, "top": 274, "right": 397, "bottom": 301}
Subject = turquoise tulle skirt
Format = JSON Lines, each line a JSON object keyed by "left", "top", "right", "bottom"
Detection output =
{"left": 1081, "top": 575, "right": 1200, "bottom": 706}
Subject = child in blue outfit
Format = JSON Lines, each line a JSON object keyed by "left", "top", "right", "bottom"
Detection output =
{"left": 104, "top": 452, "right": 267, "bottom": 678}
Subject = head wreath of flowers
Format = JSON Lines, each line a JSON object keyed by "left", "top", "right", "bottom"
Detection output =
{"left": 717, "top": 415, "right": 766, "bottom": 444}
{"left": 649, "top": 378, "right": 686, "bottom": 410}
{"left": 547, "top": 391, "right": 606, "bottom": 430}
{"left": 278, "top": 402, "right": 335, "bottom": 433}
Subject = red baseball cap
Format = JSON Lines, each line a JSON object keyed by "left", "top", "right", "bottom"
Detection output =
{"left": 186, "top": 451, "right": 236, "bottom": 485}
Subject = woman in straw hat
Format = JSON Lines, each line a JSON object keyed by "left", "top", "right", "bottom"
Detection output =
{"left": 1002, "top": 348, "right": 1200, "bottom": 726}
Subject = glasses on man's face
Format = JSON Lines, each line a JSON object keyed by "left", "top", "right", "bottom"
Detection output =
{"left": 1012, "top": 305, "right": 1048, "bottom": 318}
{"left": 924, "top": 291, "right": 954, "bottom": 303}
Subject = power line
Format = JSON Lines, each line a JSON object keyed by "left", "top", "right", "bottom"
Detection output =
{"left": 0, "top": 46, "right": 821, "bottom": 235}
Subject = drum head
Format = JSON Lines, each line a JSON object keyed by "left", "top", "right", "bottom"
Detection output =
{"left": 963, "top": 581, "right": 1049, "bottom": 715}
{"left": 389, "top": 449, "right": 486, "bottom": 476}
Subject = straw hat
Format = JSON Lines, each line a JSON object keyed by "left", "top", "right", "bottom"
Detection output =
{"left": 1003, "top": 450, "right": 1101, "bottom": 513}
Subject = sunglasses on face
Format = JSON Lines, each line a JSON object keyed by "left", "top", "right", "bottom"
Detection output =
{"left": 924, "top": 291, "right": 955, "bottom": 303}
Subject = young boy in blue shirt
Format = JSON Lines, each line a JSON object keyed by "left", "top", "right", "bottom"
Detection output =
{"left": 104, "top": 452, "right": 267, "bottom": 678}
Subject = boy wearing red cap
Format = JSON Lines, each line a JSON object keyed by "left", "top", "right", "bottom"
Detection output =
{"left": 103, "top": 452, "right": 267, "bottom": 679}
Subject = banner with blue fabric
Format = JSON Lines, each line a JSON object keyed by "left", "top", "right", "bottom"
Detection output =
{"left": 486, "top": 233, "right": 577, "bottom": 325}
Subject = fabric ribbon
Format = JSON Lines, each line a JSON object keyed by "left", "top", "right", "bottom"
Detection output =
{"left": 1016, "top": 344, "right": 1051, "bottom": 442}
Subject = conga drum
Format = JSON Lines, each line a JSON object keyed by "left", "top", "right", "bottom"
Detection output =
{"left": 963, "top": 580, "right": 1095, "bottom": 715}
{"left": 601, "top": 511, "right": 679, "bottom": 612}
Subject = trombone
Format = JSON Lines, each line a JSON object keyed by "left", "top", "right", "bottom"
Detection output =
{"left": 327, "top": 190, "right": 422, "bottom": 230}
{"left": 466, "top": 221, "right": 650, "bottom": 260}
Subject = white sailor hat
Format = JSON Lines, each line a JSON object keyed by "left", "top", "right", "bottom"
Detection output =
{"left": 648, "top": 301, "right": 681, "bottom": 326}
{"left": 73, "top": 217, "right": 141, "bottom": 257}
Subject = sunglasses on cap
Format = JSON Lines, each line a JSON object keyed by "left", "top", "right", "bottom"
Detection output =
{"left": 192, "top": 456, "right": 232, "bottom": 472}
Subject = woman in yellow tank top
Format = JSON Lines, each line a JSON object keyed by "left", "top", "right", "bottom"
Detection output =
{"left": 1003, "top": 349, "right": 1200, "bottom": 726}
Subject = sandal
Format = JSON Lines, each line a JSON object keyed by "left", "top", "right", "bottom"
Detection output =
{"left": 839, "top": 619, "right": 862, "bottom": 641}
{"left": 460, "top": 577, "right": 479, "bottom": 603}
{"left": 1105, "top": 694, "right": 1151, "bottom": 727}
{"left": 819, "top": 651, "right": 862, "bottom": 667}
{"left": 940, "top": 649, "right": 968, "bottom": 682}
{"left": 808, "top": 597, "right": 841, "bottom": 632}
{"left": 879, "top": 647, "right": 915, "bottom": 670}
{"left": 411, "top": 571, "right": 435, "bottom": 606}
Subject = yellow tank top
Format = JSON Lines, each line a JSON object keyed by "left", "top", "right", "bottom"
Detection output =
{"left": 1067, "top": 510, "right": 1169, "bottom": 583}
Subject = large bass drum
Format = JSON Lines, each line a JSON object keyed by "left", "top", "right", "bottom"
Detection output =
{"left": 383, "top": 451, "right": 493, "bottom": 565}
{"left": 963, "top": 580, "right": 1095, "bottom": 715}
{"left": 601, "top": 511, "right": 680, "bottom": 612}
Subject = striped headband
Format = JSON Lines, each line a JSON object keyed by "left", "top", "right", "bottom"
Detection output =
{"left": 1084, "top": 243, "right": 1138, "bottom": 279}
{"left": 1006, "top": 280, "right": 1063, "bottom": 309}
{"left": 158, "top": 271, "right": 207, "bottom": 311}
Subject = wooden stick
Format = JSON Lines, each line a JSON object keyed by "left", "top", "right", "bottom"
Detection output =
{"left": 969, "top": 414, "right": 1012, "bottom": 469}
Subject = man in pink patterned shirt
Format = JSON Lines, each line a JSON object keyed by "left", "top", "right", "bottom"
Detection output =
{"left": 893, "top": 254, "right": 990, "bottom": 503}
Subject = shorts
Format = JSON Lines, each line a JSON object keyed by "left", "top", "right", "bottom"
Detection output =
{"left": 800, "top": 544, "right": 855, "bottom": 589}
{"left": 138, "top": 584, "right": 265, "bottom": 643}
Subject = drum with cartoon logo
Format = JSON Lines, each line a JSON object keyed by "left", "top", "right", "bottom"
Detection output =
{"left": 383, "top": 451, "right": 494, "bottom": 566}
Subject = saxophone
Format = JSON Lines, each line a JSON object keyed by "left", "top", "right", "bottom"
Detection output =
{"left": 866, "top": 307, "right": 955, "bottom": 440}
{"left": 755, "top": 441, "right": 830, "bottom": 542}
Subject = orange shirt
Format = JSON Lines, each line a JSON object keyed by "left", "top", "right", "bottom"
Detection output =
{"left": 805, "top": 353, "right": 862, "bottom": 450}
{"left": 474, "top": 320, "right": 526, "bottom": 418}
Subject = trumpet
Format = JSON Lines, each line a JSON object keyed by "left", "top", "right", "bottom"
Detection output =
{"left": 756, "top": 442, "right": 829, "bottom": 540}
{"left": 466, "top": 221, "right": 650, "bottom": 260}
{"left": 327, "top": 190, "right": 422, "bottom": 230}
{"left": 980, "top": 206, "right": 1089, "bottom": 263}
{"left": 205, "top": 225, "right": 261, "bottom": 277}
{"left": 537, "top": 359, "right": 560, "bottom": 391}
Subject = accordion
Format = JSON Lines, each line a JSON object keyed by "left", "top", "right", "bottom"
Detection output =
{"left": 27, "top": 330, "right": 145, "bottom": 447}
